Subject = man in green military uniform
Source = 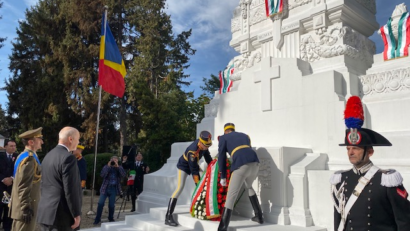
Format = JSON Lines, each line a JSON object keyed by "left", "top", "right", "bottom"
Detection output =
{"left": 9, "top": 127, "right": 43, "bottom": 231}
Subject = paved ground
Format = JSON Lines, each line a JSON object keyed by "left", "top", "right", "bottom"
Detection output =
{"left": 67, "top": 190, "right": 136, "bottom": 230}
{"left": 0, "top": 190, "right": 136, "bottom": 231}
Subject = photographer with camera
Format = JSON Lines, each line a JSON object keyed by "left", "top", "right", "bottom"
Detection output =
{"left": 93, "top": 156, "right": 126, "bottom": 225}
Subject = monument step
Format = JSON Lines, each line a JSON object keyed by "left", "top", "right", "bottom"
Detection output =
{"left": 100, "top": 221, "right": 140, "bottom": 231}
{"left": 83, "top": 205, "right": 327, "bottom": 231}
{"left": 82, "top": 205, "right": 326, "bottom": 231}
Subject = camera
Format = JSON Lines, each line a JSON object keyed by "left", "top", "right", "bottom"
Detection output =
{"left": 110, "top": 161, "right": 116, "bottom": 166}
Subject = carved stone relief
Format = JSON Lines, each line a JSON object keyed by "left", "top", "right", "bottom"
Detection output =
{"left": 236, "top": 52, "right": 262, "bottom": 70}
{"left": 289, "top": 0, "right": 312, "bottom": 10}
{"left": 250, "top": 6, "right": 266, "bottom": 25}
{"left": 231, "top": 18, "right": 241, "bottom": 33}
{"left": 258, "top": 158, "right": 272, "bottom": 190}
{"left": 221, "top": 51, "right": 262, "bottom": 82}
{"left": 360, "top": 67, "right": 410, "bottom": 96}
{"left": 240, "top": 0, "right": 248, "bottom": 19}
{"left": 300, "top": 26, "right": 375, "bottom": 64}
{"left": 250, "top": 0, "right": 264, "bottom": 8}
{"left": 355, "top": 0, "right": 376, "bottom": 14}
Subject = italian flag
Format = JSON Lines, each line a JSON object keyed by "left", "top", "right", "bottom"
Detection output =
{"left": 380, "top": 17, "right": 396, "bottom": 60}
{"left": 127, "top": 170, "right": 136, "bottom": 186}
{"left": 219, "top": 63, "right": 234, "bottom": 94}
{"left": 224, "top": 64, "right": 234, "bottom": 93}
{"left": 265, "top": 0, "right": 283, "bottom": 17}
{"left": 219, "top": 71, "right": 224, "bottom": 94}
{"left": 396, "top": 12, "right": 410, "bottom": 58}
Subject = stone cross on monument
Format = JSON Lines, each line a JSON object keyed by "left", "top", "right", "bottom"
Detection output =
{"left": 253, "top": 57, "right": 280, "bottom": 112}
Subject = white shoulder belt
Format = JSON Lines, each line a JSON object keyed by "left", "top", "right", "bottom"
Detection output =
{"left": 337, "top": 165, "right": 379, "bottom": 231}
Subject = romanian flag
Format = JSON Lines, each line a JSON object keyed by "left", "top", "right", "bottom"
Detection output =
{"left": 99, "top": 14, "right": 127, "bottom": 98}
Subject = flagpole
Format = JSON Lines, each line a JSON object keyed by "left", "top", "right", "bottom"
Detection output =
{"left": 87, "top": 6, "right": 108, "bottom": 216}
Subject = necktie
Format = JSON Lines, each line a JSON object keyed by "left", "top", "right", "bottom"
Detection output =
{"left": 8, "top": 154, "right": 12, "bottom": 162}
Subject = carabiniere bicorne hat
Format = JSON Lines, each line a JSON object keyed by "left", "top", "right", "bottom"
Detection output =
{"left": 339, "top": 96, "right": 391, "bottom": 147}
{"left": 199, "top": 131, "right": 212, "bottom": 147}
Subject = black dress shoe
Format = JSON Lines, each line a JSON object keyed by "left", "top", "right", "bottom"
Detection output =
{"left": 131, "top": 209, "right": 135, "bottom": 212}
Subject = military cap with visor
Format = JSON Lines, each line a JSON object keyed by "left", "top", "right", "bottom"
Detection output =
{"left": 19, "top": 127, "right": 43, "bottom": 139}
{"left": 224, "top": 123, "right": 235, "bottom": 132}
{"left": 199, "top": 131, "right": 212, "bottom": 147}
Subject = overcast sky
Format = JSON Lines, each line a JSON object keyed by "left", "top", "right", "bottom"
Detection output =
{"left": 0, "top": 0, "right": 406, "bottom": 110}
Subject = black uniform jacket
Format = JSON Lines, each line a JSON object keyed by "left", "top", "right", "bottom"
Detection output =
{"left": 36, "top": 145, "right": 82, "bottom": 227}
{"left": 0, "top": 152, "right": 18, "bottom": 194}
{"left": 177, "top": 139, "right": 212, "bottom": 176}
{"left": 218, "top": 131, "right": 259, "bottom": 179}
{"left": 333, "top": 169, "right": 410, "bottom": 231}
{"left": 123, "top": 161, "right": 148, "bottom": 195}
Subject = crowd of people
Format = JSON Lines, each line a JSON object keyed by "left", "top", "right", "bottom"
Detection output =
{"left": 1, "top": 96, "right": 410, "bottom": 231}
{"left": 0, "top": 127, "right": 150, "bottom": 231}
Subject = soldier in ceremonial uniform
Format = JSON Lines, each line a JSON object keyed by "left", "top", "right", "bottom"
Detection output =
{"left": 165, "top": 131, "right": 213, "bottom": 227}
{"left": 9, "top": 127, "right": 43, "bottom": 231}
{"left": 74, "top": 144, "right": 87, "bottom": 189}
{"left": 217, "top": 123, "right": 263, "bottom": 231}
{"left": 331, "top": 96, "right": 410, "bottom": 231}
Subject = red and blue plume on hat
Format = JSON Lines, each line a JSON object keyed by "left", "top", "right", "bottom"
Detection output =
{"left": 344, "top": 96, "right": 364, "bottom": 129}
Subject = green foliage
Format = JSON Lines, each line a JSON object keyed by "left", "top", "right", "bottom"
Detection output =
{"left": 201, "top": 74, "right": 220, "bottom": 97}
{"left": 0, "top": 104, "right": 8, "bottom": 135}
{"left": 83, "top": 153, "right": 115, "bottom": 190}
{"left": 0, "top": 1, "right": 5, "bottom": 50}
{"left": 4, "top": 0, "right": 210, "bottom": 174}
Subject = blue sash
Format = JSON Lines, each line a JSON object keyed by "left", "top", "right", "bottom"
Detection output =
{"left": 13, "top": 151, "right": 41, "bottom": 177}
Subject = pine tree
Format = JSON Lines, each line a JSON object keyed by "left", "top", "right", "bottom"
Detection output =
{"left": 126, "top": 0, "right": 196, "bottom": 167}
{"left": 5, "top": 0, "right": 81, "bottom": 151}
{"left": 5, "top": 0, "right": 199, "bottom": 166}
{"left": 0, "top": 1, "right": 5, "bottom": 49}
{"left": 201, "top": 74, "right": 220, "bottom": 97}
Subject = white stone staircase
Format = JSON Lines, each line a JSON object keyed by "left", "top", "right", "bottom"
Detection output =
{"left": 82, "top": 205, "right": 327, "bottom": 231}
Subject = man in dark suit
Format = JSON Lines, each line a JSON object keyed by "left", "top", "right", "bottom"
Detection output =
{"left": 122, "top": 152, "right": 150, "bottom": 212}
{"left": 37, "top": 127, "right": 82, "bottom": 231}
{"left": 0, "top": 140, "right": 18, "bottom": 231}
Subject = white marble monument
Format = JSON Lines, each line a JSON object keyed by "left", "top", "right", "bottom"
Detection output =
{"left": 85, "top": 1, "right": 410, "bottom": 231}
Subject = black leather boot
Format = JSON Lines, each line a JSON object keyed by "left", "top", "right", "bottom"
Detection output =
{"left": 249, "top": 195, "right": 264, "bottom": 224}
{"left": 217, "top": 208, "right": 232, "bottom": 231}
{"left": 131, "top": 195, "right": 136, "bottom": 212}
{"left": 165, "top": 198, "right": 178, "bottom": 226}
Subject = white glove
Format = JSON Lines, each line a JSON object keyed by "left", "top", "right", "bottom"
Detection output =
{"left": 220, "top": 178, "right": 227, "bottom": 187}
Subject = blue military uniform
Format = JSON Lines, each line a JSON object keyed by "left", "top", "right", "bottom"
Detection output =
{"left": 217, "top": 123, "right": 263, "bottom": 231}
{"left": 177, "top": 139, "right": 212, "bottom": 179}
{"left": 165, "top": 131, "right": 213, "bottom": 227}
{"left": 218, "top": 131, "right": 259, "bottom": 178}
